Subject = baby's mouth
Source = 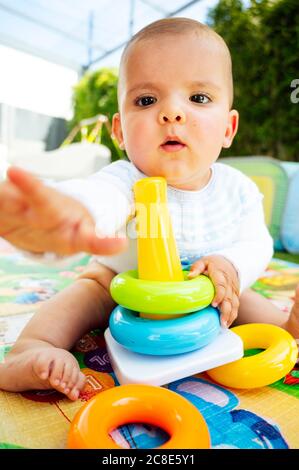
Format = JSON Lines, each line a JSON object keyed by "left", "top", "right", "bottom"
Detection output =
{"left": 160, "top": 137, "right": 186, "bottom": 153}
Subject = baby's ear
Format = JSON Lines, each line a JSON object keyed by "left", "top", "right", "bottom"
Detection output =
{"left": 222, "top": 110, "right": 239, "bottom": 148}
{"left": 112, "top": 113, "right": 125, "bottom": 150}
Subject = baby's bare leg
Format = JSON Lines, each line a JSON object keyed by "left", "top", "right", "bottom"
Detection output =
{"left": 236, "top": 286, "right": 299, "bottom": 339}
{"left": 0, "top": 262, "right": 116, "bottom": 400}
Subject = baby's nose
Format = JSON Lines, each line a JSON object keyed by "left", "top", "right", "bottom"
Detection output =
{"left": 158, "top": 109, "right": 186, "bottom": 124}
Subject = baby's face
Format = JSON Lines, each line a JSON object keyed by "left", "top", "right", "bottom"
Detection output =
{"left": 113, "top": 33, "right": 238, "bottom": 190}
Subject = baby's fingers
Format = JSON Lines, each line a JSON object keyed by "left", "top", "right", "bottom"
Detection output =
{"left": 219, "top": 288, "right": 240, "bottom": 328}
{"left": 188, "top": 259, "right": 206, "bottom": 278}
{"left": 230, "top": 294, "right": 240, "bottom": 326}
{"left": 210, "top": 270, "right": 227, "bottom": 308}
{"left": 0, "top": 181, "right": 27, "bottom": 215}
{"left": 7, "top": 167, "right": 62, "bottom": 224}
{"left": 76, "top": 222, "right": 128, "bottom": 256}
{"left": 219, "top": 300, "right": 232, "bottom": 328}
{"left": 7, "top": 167, "right": 46, "bottom": 207}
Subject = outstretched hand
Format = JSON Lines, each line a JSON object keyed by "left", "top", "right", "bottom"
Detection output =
{"left": 0, "top": 167, "right": 127, "bottom": 256}
{"left": 188, "top": 254, "right": 240, "bottom": 328}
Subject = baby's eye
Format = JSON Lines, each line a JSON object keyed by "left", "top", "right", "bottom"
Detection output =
{"left": 190, "top": 94, "right": 210, "bottom": 104}
{"left": 135, "top": 96, "right": 157, "bottom": 107}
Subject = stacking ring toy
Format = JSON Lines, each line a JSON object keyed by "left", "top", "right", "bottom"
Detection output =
{"left": 110, "top": 270, "right": 215, "bottom": 315}
{"left": 206, "top": 323, "right": 298, "bottom": 388}
{"left": 68, "top": 384, "right": 210, "bottom": 449}
{"left": 110, "top": 305, "right": 220, "bottom": 355}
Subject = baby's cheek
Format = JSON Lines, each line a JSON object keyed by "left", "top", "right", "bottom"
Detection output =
{"left": 123, "top": 130, "right": 143, "bottom": 153}
{"left": 126, "top": 122, "right": 152, "bottom": 147}
{"left": 203, "top": 117, "right": 223, "bottom": 135}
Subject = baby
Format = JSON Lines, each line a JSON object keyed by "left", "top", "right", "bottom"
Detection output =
{"left": 1, "top": 18, "right": 299, "bottom": 401}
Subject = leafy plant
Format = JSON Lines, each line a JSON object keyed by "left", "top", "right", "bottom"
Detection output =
{"left": 70, "top": 68, "right": 123, "bottom": 161}
{"left": 208, "top": 0, "right": 299, "bottom": 161}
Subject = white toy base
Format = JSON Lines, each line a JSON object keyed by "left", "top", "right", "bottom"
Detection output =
{"left": 105, "top": 328, "right": 243, "bottom": 386}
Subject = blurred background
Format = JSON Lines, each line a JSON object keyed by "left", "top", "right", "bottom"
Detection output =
{"left": 0, "top": 0, "right": 298, "bottom": 179}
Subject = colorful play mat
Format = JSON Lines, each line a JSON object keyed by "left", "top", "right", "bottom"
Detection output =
{"left": 1, "top": 239, "right": 299, "bottom": 449}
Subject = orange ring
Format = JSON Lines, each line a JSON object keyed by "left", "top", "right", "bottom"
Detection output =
{"left": 68, "top": 384, "right": 210, "bottom": 449}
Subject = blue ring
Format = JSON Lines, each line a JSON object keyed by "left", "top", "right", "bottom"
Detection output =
{"left": 109, "top": 305, "right": 220, "bottom": 356}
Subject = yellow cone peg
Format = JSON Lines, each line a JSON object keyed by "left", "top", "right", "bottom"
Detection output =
{"left": 133, "top": 177, "right": 184, "bottom": 319}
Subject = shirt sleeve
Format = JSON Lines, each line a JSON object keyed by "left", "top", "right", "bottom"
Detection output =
{"left": 212, "top": 199, "right": 274, "bottom": 292}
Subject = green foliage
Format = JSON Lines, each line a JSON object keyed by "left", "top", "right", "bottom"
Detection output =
{"left": 208, "top": 0, "right": 299, "bottom": 161}
{"left": 70, "top": 1, "right": 299, "bottom": 163}
{"left": 70, "top": 68, "right": 123, "bottom": 161}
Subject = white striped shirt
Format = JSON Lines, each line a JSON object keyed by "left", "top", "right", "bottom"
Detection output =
{"left": 54, "top": 160, "right": 273, "bottom": 292}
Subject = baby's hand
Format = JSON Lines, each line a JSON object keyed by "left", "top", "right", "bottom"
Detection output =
{"left": 188, "top": 255, "right": 240, "bottom": 328}
{"left": 0, "top": 166, "right": 127, "bottom": 256}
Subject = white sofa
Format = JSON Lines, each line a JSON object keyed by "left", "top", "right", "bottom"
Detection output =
{"left": 9, "top": 141, "right": 111, "bottom": 180}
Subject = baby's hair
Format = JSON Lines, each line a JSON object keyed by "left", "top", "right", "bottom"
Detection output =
{"left": 119, "top": 17, "right": 234, "bottom": 108}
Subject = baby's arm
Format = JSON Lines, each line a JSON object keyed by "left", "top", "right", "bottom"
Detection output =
{"left": 0, "top": 166, "right": 128, "bottom": 256}
{"left": 188, "top": 201, "right": 273, "bottom": 327}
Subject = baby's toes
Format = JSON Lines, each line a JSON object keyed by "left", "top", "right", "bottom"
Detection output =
{"left": 48, "top": 358, "right": 65, "bottom": 389}
{"left": 67, "top": 371, "right": 86, "bottom": 401}
{"left": 33, "top": 353, "right": 53, "bottom": 381}
{"left": 59, "top": 362, "right": 75, "bottom": 392}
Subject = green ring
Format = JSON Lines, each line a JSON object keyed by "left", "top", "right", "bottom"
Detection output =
{"left": 110, "top": 270, "right": 215, "bottom": 315}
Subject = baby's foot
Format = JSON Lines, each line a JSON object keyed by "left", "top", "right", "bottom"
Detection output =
{"left": 0, "top": 346, "right": 86, "bottom": 401}
{"left": 284, "top": 285, "right": 299, "bottom": 340}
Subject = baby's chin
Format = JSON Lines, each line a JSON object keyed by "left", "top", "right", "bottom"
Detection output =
{"left": 133, "top": 160, "right": 207, "bottom": 190}
{"left": 162, "top": 169, "right": 211, "bottom": 191}
{"left": 151, "top": 163, "right": 191, "bottom": 183}
{"left": 161, "top": 173, "right": 199, "bottom": 190}
{"left": 149, "top": 172, "right": 187, "bottom": 188}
